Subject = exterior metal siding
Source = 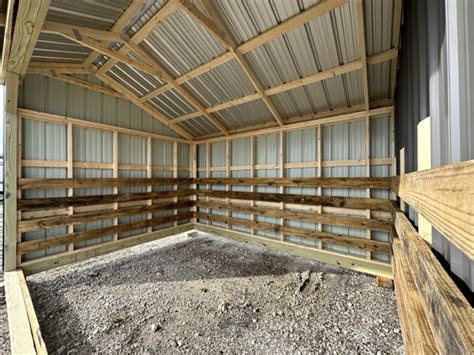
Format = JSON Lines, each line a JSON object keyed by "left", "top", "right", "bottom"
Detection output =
{"left": 396, "top": 0, "right": 473, "bottom": 291}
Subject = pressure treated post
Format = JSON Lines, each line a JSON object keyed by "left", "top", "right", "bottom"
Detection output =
{"left": 4, "top": 71, "right": 19, "bottom": 271}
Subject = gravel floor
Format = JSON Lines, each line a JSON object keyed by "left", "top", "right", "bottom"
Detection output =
{"left": 0, "top": 289, "right": 10, "bottom": 353}
{"left": 27, "top": 231, "right": 404, "bottom": 354}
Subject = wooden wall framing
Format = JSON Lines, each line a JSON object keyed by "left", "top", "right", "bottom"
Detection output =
{"left": 194, "top": 109, "right": 395, "bottom": 272}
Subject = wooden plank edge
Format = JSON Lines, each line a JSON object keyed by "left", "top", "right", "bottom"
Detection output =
{"left": 17, "top": 270, "right": 48, "bottom": 355}
{"left": 21, "top": 223, "right": 194, "bottom": 275}
{"left": 194, "top": 223, "right": 392, "bottom": 279}
{"left": 4, "top": 270, "right": 36, "bottom": 354}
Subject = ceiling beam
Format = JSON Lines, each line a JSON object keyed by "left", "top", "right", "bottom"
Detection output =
{"left": 95, "top": 71, "right": 194, "bottom": 140}
{"left": 8, "top": 0, "right": 52, "bottom": 76}
{"left": 355, "top": 0, "right": 370, "bottom": 110}
{"left": 169, "top": 48, "right": 397, "bottom": 124}
{"left": 82, "top": 0, "right": 149, "bottom": 67}
{"left": 140, "top": 0, "right": 351, "bottom": 105}
{"left": 27, "top": 62, "right": 93, "bottom": 75}
{"left": 195, "top": 104, "right": 393, "bottom": 143}
{"left": 238, "top": 0, "right": 348, "bottom": 54}
{"left": 178, "top": 0, "right": 284, "bottom": 126}
{"left": 40, "top": 72, "right": 123, "bottom": 98}
{"left": 95, "top": 0, "right": 178, "bottom": 76}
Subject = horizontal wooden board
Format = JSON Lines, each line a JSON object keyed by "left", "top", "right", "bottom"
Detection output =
{"left": 18, "top": 189, "right": 195, "bottom": 211}
{"left": 19, "top": 212, "right": 194, "bottom": 253}
{"left": 195, "top": 177, "right": 391, "bottom": 188}
{"left": 392, "top": 235, "right": 437, "bottom": 354}
{"left": 197, "top": 190, "right": 390, "bottom": 211}
{"left": 392, "top": 202, "right": 473, "bottom": 353}
{"left": 4, "top": 270, "right": 36, "bottom": 354}
{"left": 197, "top": 200, "right": 390, "bottom": 232}
{"left": 196, "top": 212, "right": 391, "bottom": 254}
{"left": 18, "top": 177, "right": 193, "bottom": 189}
{"left": 393, "top": 160, "right": 473, "bottom": 258}
{"left": 19, "top": 200, "right": 193, "bottom": 232}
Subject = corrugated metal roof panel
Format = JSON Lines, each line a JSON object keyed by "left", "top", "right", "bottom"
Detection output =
{"left": 141, "top": 8, "right": 227, "bottom": 77}
{"left": 108, "top": 62, "right": 165, "bottom": 97}
{"left": 47, "top": 0, "right": 131, "bottom": 30}
{"left": 365, "top": 0, "right": 393, "bottom": 56}
{"left": 182, "top": 60, "right": 255, "bottom": 107}
{"left": 214, "top": 99, "right": 274, "bottom": 130}
{"left": 148, "top": 89, "right": 196, "bottom": 119}
{"left": 32, "top": 33, "right": 91, "bottom": 63}
{"left": 177, "top": 115, "right": 219, "bottom": 137}
{"left": 368, "top": 61, "right": 391, "bottom": 102}
{"left": 126, "top": 0, "right": 168, "bottom": 36}
{"left": 216, "top": 0, "right": 320, "bottom": 44}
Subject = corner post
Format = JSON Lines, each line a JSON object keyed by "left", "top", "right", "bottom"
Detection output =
{"left": 4, "top": 71, "right": 19, "bottom": 271}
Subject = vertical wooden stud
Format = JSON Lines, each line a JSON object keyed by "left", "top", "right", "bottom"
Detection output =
{"left": 206, "top": 142, "right": 210, "bottom": 225}
{"left": 317, "top": 125, "right": 323, "bottom": 249}
{"left": 365, "top": 116, "right": 371, "bottom": 260}
{"left": 146, "top": 137, "right": 152, "bottom": 232}
{"left": 112, "top": 131, "right": 118, "bottom": 241}
{"left": 173, "top": 141, "right": 178, "bottom": 226}
{"left": 250, "top": 136, "right": 255, "bottom": 235}
{"left": 279, "top": 131, "right": 285, "bottom": 241}
{"left": 66, "top": 122, "right": 74, "bottom": 252}
{"left": 226, "top": 139, "right": 231, "bottom": 229}
{"left": 191, "top": 143, "right": 197, "bottom": 224}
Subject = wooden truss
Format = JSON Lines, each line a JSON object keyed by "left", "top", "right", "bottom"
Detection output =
{"left": 17, "top": 0, "right": 402, "bottom": 141}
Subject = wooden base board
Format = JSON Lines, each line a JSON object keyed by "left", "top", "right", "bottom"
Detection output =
{"left": 5, "top": 269, "right": 47, "bottom": 355}
{"left": 21, "top": 223, "right": 194, "bottom": 275}
{"left": 376, "top": 275, "right": 394, "bottom": 289}
{"left": 194, "top": 223, "right": 392, "bottom": 279}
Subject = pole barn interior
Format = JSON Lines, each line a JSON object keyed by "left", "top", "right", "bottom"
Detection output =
{"left": 0, "top": 0, "right": 472, "bottom": 354}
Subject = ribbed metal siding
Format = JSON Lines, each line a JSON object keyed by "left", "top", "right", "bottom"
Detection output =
{"left": 18, "top": 74, "right": 180, "bottom": 138}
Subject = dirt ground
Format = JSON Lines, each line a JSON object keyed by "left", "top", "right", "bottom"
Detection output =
{"left": 27, "top": 231, "right": 404, "bottom": 354}
{"left": 0, "top": 290, "right": 9, "bottom": 353}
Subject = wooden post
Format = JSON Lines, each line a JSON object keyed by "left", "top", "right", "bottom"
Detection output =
{"left": 16, "top": 110, "right": 22, "bottom": 266}
{"left": 365, "top": 116, "right": 372, "bottom": 260}
{"left": 67, "top": 123, "right": 74, "bottom": 251}
{"left": 317, "top": 125, "right": 323, "bottom": 249}
{"left": 191, "top": 143, "right": 197, "bottom": 223}
{"left": 250, "top": 136, "right": 255, "bottom": 235}
{"left": 226, "top": 139, "right": 231, "bottom": 229}
{"left": 4, "top": 71, "right": 19, "bottom": 271}
{"left": 206, "top": 142, "right": 210, "bottom": 225}
{"left": 173, "top": 141, "right": 178, "bottom": 226}
{"left": 146, "top": 137, "right": 153, "bottom": 232}
{"left": 279, "top": 131, "right": 285, "bottom": 241}
{"left": 112, "top": 131, "right": 118, "bottom": 240}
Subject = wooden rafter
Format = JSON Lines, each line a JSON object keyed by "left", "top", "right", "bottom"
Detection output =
{"left": 390, "top": 0, "right": 403, "bottom": 99}
{"left": 94, "top": 71, "right": 194, "bottom": 140}
{"left": 8, "top": 0, "right": 51, "bottom": 76}
{"left": 178, "top": 0, "right": 284, "bottom": 126}
{"left": 168, "top": 49, "right": 396, "bottom": 124}
{"left": 82, "top": 0, "right": 149, "bottom": 67}
{"left": 42, "top": 72, "right": 123, "bottom": 98}
{"left": 27, "top": 62, "right": 93, "bottom": 75}
{"left": 355, "top": 0, "right": 370, "bottom": 110}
